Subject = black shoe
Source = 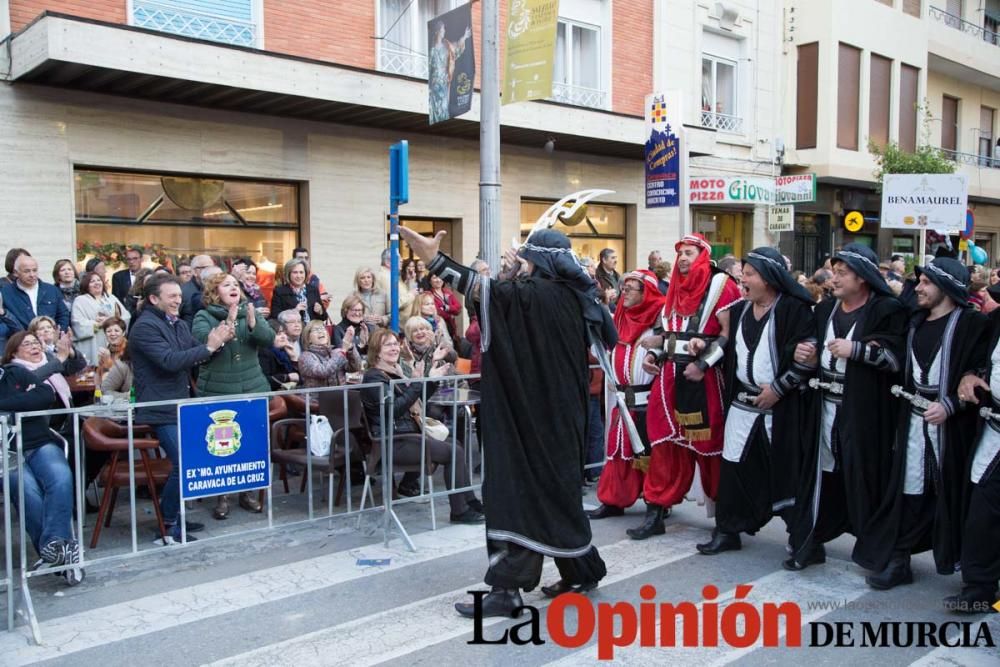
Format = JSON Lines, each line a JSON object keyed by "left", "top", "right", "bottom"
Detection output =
{"left": 696, "top": 529, "right": 742, "bottom": 555}
{"left": 397, "top": 482, "right": 421, "bottom": 497}
{"left": 540, "top": 579, "right": 599, "bottom": 598}
{"left": 450, "top": 508, "right": 486, "bottom": 524}
{"left": 468, "top": 498, "right": 485, "bottom": 513}
{"left": 782, "top": 543, "right": 826, "bottom": 571}
{"left": 943, "top": 586, "right": 999, "bottom": 614}
{"left": 587, "top": 504, "right": 625, "bottom": 520}
{"left": 455, "top": 588, "right": 524, "bottom": 618}
{"left": 626, "top": 503, "right": 666, "bottom": 540}
{"left": 865, "top": 555, "right": 913, "bottom": 590}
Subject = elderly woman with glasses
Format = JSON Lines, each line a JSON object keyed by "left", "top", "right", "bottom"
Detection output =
{"left": 298, "top": 320, "right": 361, "bottom": 388}
{"left": 27, "top": 316, "right": 86, "bottom": 381}
{"left": 333, "top": 295, "right": 374, "bottom": 357}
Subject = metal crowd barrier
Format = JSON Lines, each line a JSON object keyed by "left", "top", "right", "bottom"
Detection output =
{"left": 5, "top": 383, "right": 391, "bottom": 644}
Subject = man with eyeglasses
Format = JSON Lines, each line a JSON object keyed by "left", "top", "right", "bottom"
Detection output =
{"left": 587, "top": 270, "right": 664, "bottom": 521}
{"left": 786, "top": 244, "right": 907, "bottom": 571}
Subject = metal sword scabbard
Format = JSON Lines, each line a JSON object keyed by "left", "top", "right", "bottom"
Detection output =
{"left": 807, "top": 378, "right": 844, "bottom": 395}
{"left": 890, "top": 384, "right": 933, "bottom": 410}
{"left": 980, "top": 406, "right": 1000, "bottom": 422}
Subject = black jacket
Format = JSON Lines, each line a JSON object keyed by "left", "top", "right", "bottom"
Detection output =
{"left": 180, "top": 279, "right": 204, "bottom": 326}
{"left": 128, "top": 306, "right": 213, "bottom": 424}
{"left": 361, "top": 368, "right": 437, "bottom": 437}
{"left": 0, "top": 365, "right": 57, "bottom": 452}
{"left": 271, "top": 284, "right": 326, "bottom": 323}
{"left": 111, "top": 269, "right": 134, "bottom": 305}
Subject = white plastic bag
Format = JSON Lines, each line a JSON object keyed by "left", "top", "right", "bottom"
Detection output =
{"left": 309, "top": 415, "right": 333, "bottom": 457}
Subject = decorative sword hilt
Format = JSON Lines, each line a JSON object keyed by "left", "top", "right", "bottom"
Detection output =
{"left": 890, "top": 385, "right": 934, "bottom": 410}
{"left": 980, "top": 406, "right": 1000, "bottom": 422}
{"left": 808, "top": 378, "right": 844, "bottom": 395}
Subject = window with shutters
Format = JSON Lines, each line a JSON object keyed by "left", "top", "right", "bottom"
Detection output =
{"left": 796, "top": 43, "right": 819, "bottom": 149}
{"left": 980, "top": 107, "right": 996, "bottom": 166}
{"left": 899, "top": 64, "right": 920, "bottom": 153}
{"left": 837, "top": 43, "right": 861, "bottom": 151}
{"left": 869, "top": 54, "right": 892, "bottom": 148}
{"left": 941, "top": 96, "right": 959, "bottom": 152}
{"left": 130, "top": 0, "right": 259, "bottom": 48}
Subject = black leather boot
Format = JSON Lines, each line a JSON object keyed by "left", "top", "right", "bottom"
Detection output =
{"left": 782, "top": 543, "right": 827, "bottom": 571}
{"left": 696, "top": 529, "right": 742, "bottom": 555}
{"left": 541, "top": 579, "right": 599, "bottom": 598}
{"left": 626, "top": 503, "right": 666, "bottom": 540}
{"left": 587, "top": 504, "right": 625, "bottom": 520}
{"left": 942, "top": 585, "right": 999, "bottom": 614}
{"left": 865, "top": 554, "right": 913, "bottom": 590}
{"left": 455, "top": 587, "right": 524, "bottom": 618}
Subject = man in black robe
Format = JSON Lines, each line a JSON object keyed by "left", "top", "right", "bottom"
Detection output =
{"left": 854, "top": 258, "right": 988, "bottom": 589}
{"left": 696, "top": 247, "right": 816, "bottom": 557}
{"left": 398, "top": 223, "right": 615, "bottom": 618}
{"left": 787, "top": 244, "right": 907, "bottom": 570}
{"left": 947, "top": 311, "right": 1000, "bottom": 612}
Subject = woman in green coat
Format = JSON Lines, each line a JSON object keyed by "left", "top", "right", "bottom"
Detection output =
{"left": 193, "top": 272, "right": 277, "bottom": 519}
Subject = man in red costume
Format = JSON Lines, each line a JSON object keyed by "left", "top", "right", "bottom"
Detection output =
{"left": 588, "top": 269, "right": 666, "bottom": 519}
{"left": 630, "top": 234, "right": 743, "bottom": 539}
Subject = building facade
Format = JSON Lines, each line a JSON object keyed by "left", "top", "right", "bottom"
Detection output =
{"left": 780, "top": 0, "right": 1000, "bottom": 272}
{"left": 0, "top": 0, "right": 667, "bottom": 311}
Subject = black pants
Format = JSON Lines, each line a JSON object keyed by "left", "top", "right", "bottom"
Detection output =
{"left": 894, "top": 492, "right": 936, "bottom": 557}
{"left": 393, "top": 435, "right": 475, "bottom": 515}
{"left": 483, "top": 540, "right": 607, "bottom": 591}
{"left": 812, "top": 469, "right": 852, "bottom": 544}
{"left": 962, "top": 467, "right": 1000, "bottom": 590}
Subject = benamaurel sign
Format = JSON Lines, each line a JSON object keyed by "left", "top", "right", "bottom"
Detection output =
{"left": 690, "top": 177, "right": 775, "bottom": 205}
{"left": 881, "top": 174, "right": 968, "bottom": 233}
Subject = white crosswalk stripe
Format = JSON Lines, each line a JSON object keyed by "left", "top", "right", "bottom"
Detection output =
{"left": 207, "top": 525, "right": 708, "bottom": 667}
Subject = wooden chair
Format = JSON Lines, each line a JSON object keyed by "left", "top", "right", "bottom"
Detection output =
{"left": 83, "top": 417, "right": 169, "bottom": 548}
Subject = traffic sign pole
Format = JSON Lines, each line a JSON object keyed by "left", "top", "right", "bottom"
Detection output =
{"left": 389, "top": 141, "right": 409, "bottom": 333}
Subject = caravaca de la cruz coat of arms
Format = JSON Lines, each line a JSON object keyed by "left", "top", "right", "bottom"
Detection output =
{"left": 206, "top": 410, "right": 242, "bottom": 457}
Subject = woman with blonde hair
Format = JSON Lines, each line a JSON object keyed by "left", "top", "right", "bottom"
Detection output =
{"left": 409, "top": 291, "right": 453, "bottom": 349}
{"left": 271, "top": 258, "right": 326, "bottom": 323}
{"left": 298, "top": 319, "right": 362, "bottom": 388}
{"left": 352, "top": 267, "right": 389, "bottom": 327}
{"left": 332, "top": 294, "right": 374, "bottom": 357}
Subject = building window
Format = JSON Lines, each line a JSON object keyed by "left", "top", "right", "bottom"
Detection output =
{"left": 837, "top": 43, "right": 861, "bottom": 151}
{"left": 942, "top": 96, "right": 960, "bottom": 152}
{"left": 377, "top": 0, "right": 456, "bottom": 79}
{"left": 701, "top": 55, "right": 740, "bottom": 133}
{"left": 550, "top": 19, "right": 606, "bottom": 109}
{"left": 519, "top": 199, "right": 626, "bottom": 268}
{"left": 130, "top": 0, "right": 259, "bottom": 47}
{"left": 980, "top": 106, "right": 996, "bottom": 166}
{"left": 902, "top": 0, "right": 921, "bottom": 17}
{"left": 869, "top": 54, "right": 892, "bottom": 148}
{"left": 899, "top": 64, "right": 920, "bottom": 153}
{"left": 796, "top": 43, "right": 819, "bottom": 149}
{"left": 74, "top": 169, "right": 299, "bottom": 273}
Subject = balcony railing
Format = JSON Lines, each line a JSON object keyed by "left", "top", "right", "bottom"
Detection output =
{"left": 929, "top": 6, "right": 1000, "bottom": 47}
{"left": 941, "top": 147, "right": 1000, "bottom": 169}
{"left": 549, "top": 82, "right": 608, "bottom": 110}
{"left": 132, "top": 0, "right": 257, "bottom": 47}
{"left": 701, "top": 110, "right": 744, "bottom": 134}
{"left": 378, "top": 47, "right": 429, "bottom": 79}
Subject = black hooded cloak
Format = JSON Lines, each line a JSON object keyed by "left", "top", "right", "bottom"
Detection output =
{"left": 716, "top": 248, "right": 816, "bottom": 534}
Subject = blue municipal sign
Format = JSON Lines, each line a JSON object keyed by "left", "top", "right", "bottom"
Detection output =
{"left": 178, "top": 397, "right": 270, "bottom": 500}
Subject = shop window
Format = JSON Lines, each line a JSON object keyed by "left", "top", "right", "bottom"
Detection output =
{"left": 74, "top": 169, "right": 299, "bottom": 273}
{"left": 519, "top": 199, "right": 627, "bottom": 269}
{"left": 693, "top": 210, "right": 752, "bottom": 260}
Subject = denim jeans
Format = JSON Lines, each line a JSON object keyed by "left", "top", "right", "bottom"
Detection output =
{"left": 586, "top": 396, "right": 605, "bottom": 478}
{"left": 154, "top": 424, "right": 181, "bottom": 525}
{"left": 9, "top": 443, "right": 74, "bottom": 553}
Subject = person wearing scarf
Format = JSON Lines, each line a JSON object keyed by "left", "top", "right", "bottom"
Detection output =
{"left": 634, "top": 234, "right": 743, "bottom": 540}
{"left": 785, "top": 243, "right": 908, "bottom": 572}
{"left": 400, "top": 224, "right": 615, "bottom": 619}
{"left": 696, "top": 247, "right": 817, "bottom": 558}
{"left": 854, "top": 258, "right": 988, "bottom": 590}
{"left": 587, "top": 269, "right": 664, "bottom": 520}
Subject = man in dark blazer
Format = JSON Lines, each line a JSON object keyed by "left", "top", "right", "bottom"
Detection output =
{"left": 0, "top": 255, "right": 69, "bottom": 330}
{"left": 111, "top": 246, "right": 144, "bottom": 305}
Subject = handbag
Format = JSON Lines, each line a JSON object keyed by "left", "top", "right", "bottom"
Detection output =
{"left": 308, "top": 414, "right": 333, "bottom": 457}
{"left": 421, "top": 416, "right": 450, "bottom": 441}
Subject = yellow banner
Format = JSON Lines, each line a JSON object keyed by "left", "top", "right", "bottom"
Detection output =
{"left": 502, "top": 0, "right": 560, "bottom": 105}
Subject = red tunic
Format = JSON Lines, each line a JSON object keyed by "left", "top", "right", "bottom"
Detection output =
{"left": 646, "top": 274, "right": 742, "bottom": 456}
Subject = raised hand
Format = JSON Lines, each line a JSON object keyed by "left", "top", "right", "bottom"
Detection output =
{"left": 398, "top": 225, "right": 446, "bottom": 264}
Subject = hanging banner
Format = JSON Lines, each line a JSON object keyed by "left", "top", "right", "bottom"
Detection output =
{"left": 881, "top": 173, "right": 968, "bottom": 233}
{"left": 776, "top": 174, "right": 816, "bottom": 203}
{"left": 502, "top": 0, "right": 560, "bottom": 105}
{"left": 427, "top": 3, "right": 475, "bottom": 125}
{"left": 689, "top": 176, "right": 775, "bottom": 205}
{"left": 644, "top": 92, "right": 681, "bottom": 208}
